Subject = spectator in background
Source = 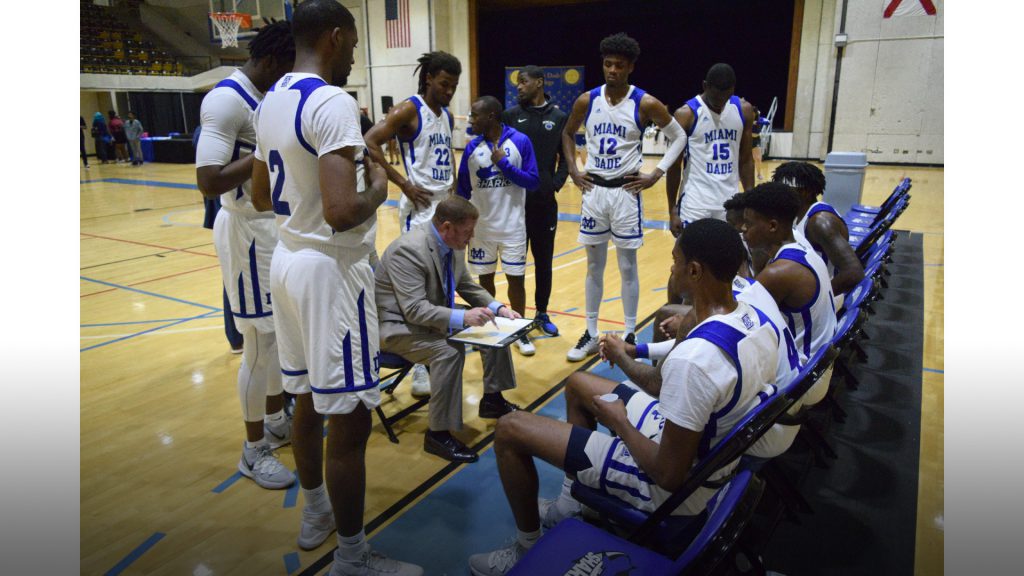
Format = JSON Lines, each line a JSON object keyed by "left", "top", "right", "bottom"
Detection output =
{"left": 80, "top": 117, "right": 90, "bottom": 169}
{"left": 359, "top": 106, "right": 373, "bottom": 136}
{"left": 91, "top": 112, "right": 109, "bottom": 164}
{"left": 125, "top": 111, "right": 145, "bottom": 166}
{"left": 108, "top": 110, "right": 129, "bottom": 164}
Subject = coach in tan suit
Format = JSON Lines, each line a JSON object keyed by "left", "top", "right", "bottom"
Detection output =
{"left": 376, "top": 196, "right": 521, "bottom": 463}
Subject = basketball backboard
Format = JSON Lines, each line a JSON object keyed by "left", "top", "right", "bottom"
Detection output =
{"left": 208, "top": 0, "right": 293, "bottom": 44}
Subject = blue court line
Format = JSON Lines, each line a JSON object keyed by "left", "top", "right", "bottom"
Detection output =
{"left": 563, "top": 307, "right": 578, "bottom": 313}
{"left": 603, "top": 295, "right": 622, "bottom": 303}
{"left": 284, "top": 552, "right": 301, "bottom": 574}
{"left": 283, "top": 472, "right": 300, "bottom": 508}
{"left": 81, "top": 276, "right": 221, "bottom": 312}
{"left": 211, "top": 471, "right": 244, "bottom": 494}
{"left": 80, "top": 312, "right": 216, "bottom": 352}
{"left": 652, "top": 286, "right": 667, "bottom": 292}
{"left": 81, "top": 313, "right": 218, "bottom": 328}
{"left": 83, "top": 177, "right": 200, "bottom": 190}
{"left": 923, "top": 367, "right": 944, "bottom": 374}
{"left": 104, "top": 532, "right": 165, "bottom": 576}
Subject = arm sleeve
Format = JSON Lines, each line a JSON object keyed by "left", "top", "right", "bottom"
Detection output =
{"left": 643, "top": 339, "right": 677, "bottom": 361}
{"left": 655, "top": 118, "right": 687, "bottom": 173}
{"left": 310, "top": 91, "right": 365, "bottom": 158}
{"left": 496, "top": 134, "right": 540, "bottom": 190}
{"left": 456, "top": 142, "right": 473, "bottom": 199}
{"left": 657, "top": 351, "right": 721, "bottom": 432}
{"left": 253, "top": 103, "right": 265, "bottom": 162}
{"left": 195, "top": 91, "right": 245, "bottom": 168}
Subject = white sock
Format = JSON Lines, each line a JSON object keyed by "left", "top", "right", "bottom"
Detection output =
{"left": 517, "top": 528, "right": 541, "bottom": 550}
{"left": 617, "top": 248, "right": 639, "bottom": 334}
{"left": 265, "top": 409, "right": 286, "bottom": 425}
{"left": 337, "top": 530, "right": 367, "bottom": 562}
{"left": 585, "top": 244, "right": 608, "bottom": 337}
{"left": 303, "top": 484, "right": 330, "bottom": 512}
{"left": 244, "top": 439, "right": 268, "bottom": 451}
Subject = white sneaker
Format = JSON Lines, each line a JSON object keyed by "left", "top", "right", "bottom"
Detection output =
{"left": 298, "top": 506, "right": 336, "bottom": 550}
{"left": 468, "top": 539, "right": 528, "bottom": 576}
{"left": 264, "top": 415, "right": 291, "bottom": 450}
{"left": 330, "top": 547, "right": 424, "bottom": 576}
{"left": 566, "top": 330, "right": 599, "bottom": 362}
{"left": 515, "top": 335, "right": 536, "bottom": 356}
{"left": 238, "top": 443, "right": 294, "bottom": 490}
{"left": 410, "top": 364, "right": 430, "bottom": 398}
{"left": 538, "top": 497, "right": 582, "bottom": 529}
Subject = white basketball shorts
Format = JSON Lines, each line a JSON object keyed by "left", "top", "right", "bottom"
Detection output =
{"left": 270, "top": 241, "right": 381, "bottom": 415}
{"left": 467, "top": 235, "right": 528, "bottom": 276}
{"left": 213, "top": 209, "right": 277, "bottom": 334}
{"left": 398, "top": 195, "right": 443, "bottom": 235}
{"left": 577, "top": 185, "right": 644, "bottom": 249}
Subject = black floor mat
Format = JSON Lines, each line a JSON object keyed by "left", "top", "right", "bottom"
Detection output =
{"left": 756, "top": 231, "right": 925, "bottom": 576}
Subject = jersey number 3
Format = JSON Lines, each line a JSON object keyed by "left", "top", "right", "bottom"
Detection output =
{"left": 269, "top": 150, "right": 290, "bottom": 216}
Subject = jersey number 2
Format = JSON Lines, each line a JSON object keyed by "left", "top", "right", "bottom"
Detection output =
{"left": 598, "top": 137, "right": 618, "bottom": 155}
{"left": 269, "top": 150, "right": 290, "bottom": 216}
{"left": 433, "top": 147, "right": 450, "bottom": 166}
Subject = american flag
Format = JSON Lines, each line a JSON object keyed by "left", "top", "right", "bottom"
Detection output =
{"left": 385, "top": 0, "right": 411, "bottom": 49}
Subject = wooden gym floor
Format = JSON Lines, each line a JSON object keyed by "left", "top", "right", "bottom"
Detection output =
{"left": 80, "top": 155, "right": 943, "bottom": 575}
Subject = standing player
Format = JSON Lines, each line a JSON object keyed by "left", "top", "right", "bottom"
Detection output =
{"left": 502, "top": 65, "right": 570, "bottom": 338}
{"left": 195, "top": 20, "right": 295, "bottom": 491}
{"left": 251, "top": 2, "right": 421, "bottom": 574}
{"left": 666, "top": 63, "right": 756, "bottom": 237}
{"left": 365, "top": 50, "right": 461, "bottom": 394}
{"left": 773, "top": 161, "right": 865, "bottom": 299}
{"left": 457, "top": 96, "right": 539, "bottom": 355}
{"left": 560, "top": 32, "right": 688, "bottom": 361}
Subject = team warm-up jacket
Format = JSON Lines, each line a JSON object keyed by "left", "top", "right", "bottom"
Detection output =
{"left": 501, "top": 98, "right": 569, "bottom": 217}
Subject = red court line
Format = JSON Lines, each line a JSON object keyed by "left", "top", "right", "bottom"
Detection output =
{"left": 81, "top": 263, "right": 222, "bottom": 299}
{"left": 80, "top": 232, "right": 218, "bottom": 258}
{"left": 525, "top": 305, "right": 624, "bottom": 326}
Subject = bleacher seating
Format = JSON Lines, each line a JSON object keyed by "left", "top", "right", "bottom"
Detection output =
{"left": 80, "top": 0, "right": 186, "bottom": 76}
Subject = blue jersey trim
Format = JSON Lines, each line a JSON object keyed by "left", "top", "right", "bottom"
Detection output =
{"left": 357, "top": 290, "right": 375, "bottom": 388}
{"left": 248, "top": 240, "right": 263, "bottom": 316}
{"left": 401, "top": 96, "right": 425, "bottom": 144}
{"left": 629, "top": 86, "right": 646, "bottom": 130}
{"left": 685, "top": 98, "right": 701, "bottom": 138}
{"left": 584, "top": 87, "right": 602, "bottom": 127}
{"left": 214, "top": 78, "right": 258, "bottom": 111}
{"left": 288, "top": 77, "right": 328, "bottom": 156}
{"left": 282, "top": 368, "right": 308, "bottom": 376}
{"left": 687, "top": 320, "right": 747, "bottom": 458}
{"left": 730, "top": 95, "right": 744, "bottom": 126}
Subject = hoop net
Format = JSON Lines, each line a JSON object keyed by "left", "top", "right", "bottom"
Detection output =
{"left": 210, "top": 12, "right": 252, "bottom": 48}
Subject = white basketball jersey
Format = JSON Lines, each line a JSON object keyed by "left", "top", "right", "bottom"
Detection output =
{"left": 732, "top": 276, "right": 805, "bottom": 389}
{"left": 583, "top": 85, "right": 645, "bottom": 179}
{"left": 253, "top": 73, "right": 374, "bottom": 253}
{"left": 769, "top": 241, "right": 837, "bottom": 360}
{"left": 196, "top": 69, "right": 268, "bottom": 219}
{"left": 794, "top": 201, "right": 844, "bottom": 280}
{"left": 399, "top": 95, "right": 453, "bottom": 199}
{"left": 680, "top": 95, "right": 746, "bottom": 213}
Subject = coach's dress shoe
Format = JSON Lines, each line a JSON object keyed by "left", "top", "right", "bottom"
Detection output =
{"left": 424, "top": 431, "right": 478, "bottom": 463}
{"left": 478, "top": 393, "right": 520, "bottom": 419}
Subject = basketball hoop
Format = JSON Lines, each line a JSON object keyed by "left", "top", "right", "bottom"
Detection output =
{"left": 210, "top": 12, "right": 252, "bottom": 48}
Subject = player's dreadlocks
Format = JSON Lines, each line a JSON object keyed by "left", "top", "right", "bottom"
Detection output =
{"left": 415, "top": 51, "right": 462, "bottom": 95}
{"left": 773, "top": 161, "right": 827, "bottom": 198}
{"left": 599, "top": 33, "right": 640, "bottom": 63}
{"left": 248, "top": 19, "right": 295, "bottom": 63}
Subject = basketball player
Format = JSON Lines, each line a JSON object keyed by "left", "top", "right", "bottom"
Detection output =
{"left": 666, "top": 63, "right": 756, "bottom": 237}
{"left": 365, "top": 50, "right": 461, "bottom": 395}
{"left": 456, "top": 96, "right": 540, "bottom": 355}
{"left": 773, "top": 161, "right": 865, "bottom": 299}
{"left": 467, "top": 220, "right": 778, "bottom": 575}
{"left": 195, "top": 20, "right": 295, "bottom": 491}
{"left": 741, "top": 182, "right": 836, "bottom": 406}
{"left": 250, "top": 2, "right": 421, "bottom": 574}
{"left": 560, "top": 32, "right": 688, "bottom": 362}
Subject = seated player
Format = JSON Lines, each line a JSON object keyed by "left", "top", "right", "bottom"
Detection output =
{"left": 466, "top": 219, "right": 779, "bottom": 575}
{"left": 773, "top": 161, "right": 865, "bottom": 306}
{"left": 741, "top": 182, "right": 836, "bottom": 407}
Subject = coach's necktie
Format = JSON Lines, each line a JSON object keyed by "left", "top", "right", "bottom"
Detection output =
{"left": 445, "top": 251, "right": 455, "bottom": 310}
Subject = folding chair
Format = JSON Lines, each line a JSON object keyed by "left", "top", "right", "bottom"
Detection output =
{"left": 509, "top": 470, "right": 765, "bottom": 576}
{"left": 845, "top": 177, "right": 912, "bottom": 224}
{"left": 373, "top": 352, "right": 430, "bottom": 444}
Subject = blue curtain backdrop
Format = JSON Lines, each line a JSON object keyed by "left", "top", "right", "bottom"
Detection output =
{"left": 504, "top": 66, "right": 585, "bottom": 113}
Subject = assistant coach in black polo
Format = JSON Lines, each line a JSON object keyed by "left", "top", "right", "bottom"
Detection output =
{"left": 501, "top": 65, "right": 569, "bottom": 337}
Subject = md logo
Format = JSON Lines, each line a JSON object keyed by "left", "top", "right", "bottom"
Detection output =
{"left": 470, "top": 248, "right": 487, "bottom": 261}
{"left": 581, "top": 216, "right": 597, "bottom": 230}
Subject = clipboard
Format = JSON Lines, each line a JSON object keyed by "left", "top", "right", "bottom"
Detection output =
{"left": 447, "top": 317, "right": 536, "bottom": 349}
